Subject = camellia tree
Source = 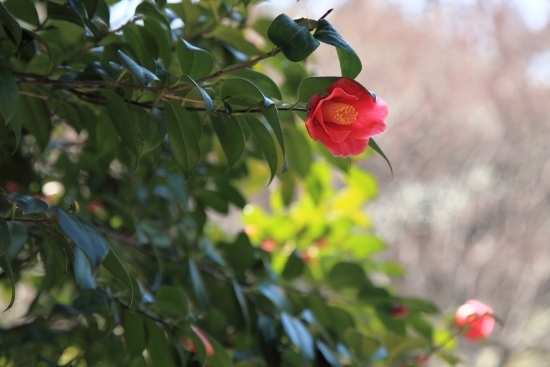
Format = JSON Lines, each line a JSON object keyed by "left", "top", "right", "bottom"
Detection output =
{"left": 0, "top": 1, "right": 495, "bottom": 366}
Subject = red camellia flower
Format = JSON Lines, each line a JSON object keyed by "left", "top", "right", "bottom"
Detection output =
{"left": 455, "top": 299, "right": 495, "bottom": 341}
{"left": 305, "top": 78, "right": 388, "bottom": 157}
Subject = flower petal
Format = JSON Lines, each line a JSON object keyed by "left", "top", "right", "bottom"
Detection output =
{"left": 327, "top": 78, "right": 370, "bottom": 97}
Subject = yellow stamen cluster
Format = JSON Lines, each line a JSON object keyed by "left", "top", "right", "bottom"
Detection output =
{"left": 322, "top": 101, "right": 358, "bottom": 125}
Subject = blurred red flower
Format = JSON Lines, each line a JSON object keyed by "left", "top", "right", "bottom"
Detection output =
{"left": 455, "top": 299, "right": 495, "bottom": 341}
{"left": 5, "top": 180, "right": 19, "bottom": 193}
{"left": 305, "top": 78, "right": 388, "bottom": 157}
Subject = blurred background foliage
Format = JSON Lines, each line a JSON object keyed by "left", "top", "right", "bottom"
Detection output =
{"left": 266, "top": 0, "right": 550, "bottom": 366}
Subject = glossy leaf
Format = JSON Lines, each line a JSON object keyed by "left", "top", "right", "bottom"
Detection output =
{"left": 0, "top": 251, "right": 15, "bottom": 311}
{"left": 102, "top": 249, "right": 133, "bottom": 304}
{"left": 0, "top": 67, "right": 19, "bottom": 123}
{"left": 72, "top": 246, "right": 96, "bottom": 290}
{"left": 316, "top": 341, "right": 340, "bottom": 367}
{"left": 121, "top": 310, "right": 146, "bottom": 357}
{"left": 267, "top": 14, "right": 320, "bottom": 62}
{"left": 46, "top": 1, "right": 84, "bottom": 27}
{"left": 211, "top": 114, "right": 245, "bottom": 168}
{"left": 155, "top": 285, "right": 189, "bottom": 319}
{"left": 258, "top": 282, "right": 290, "bottom": 311}
{"left": 233, "top": 279, "right": 250, "bottom": 330}
{"left": 180, "top": 74, "right": 214, "bottom": 121}
{"left": 281, "top": 312, "right": 315, "bottom": 361}
{"left": 297, "top": 76, "right": 340, "bottom": 103}
{"left": 102, "top": 90, "right": 144, "bottom": 160}
{"left": 0, "top": 2, "right": 22, "bottom": 46}
{"left": 177, "top": 39, "right": 214, "bottom": 79}
{"left": 189, "top": 258, "right": 210, "bottom": 309}
{"left": 6, "top": 222, "right": 27, "bottom": 258}
{"left": 282, "top": 250, "right": 305, "bottom": 280}
{"left": 283, "top": 125, "right": 311, "bottom": 177}
{"left": 145, "top": 319, "right": 176, "bottom": 367}
{"left": 0, "top": 218, "right": 11, "bottom": 257}
{"left": 327, "top": 262, "right": 369, "bottom": 289}
{"left": 369, "top": 138, "right": 394, "bottom": 179}
{"left": 13, "top": 194, "right": 48, "bottom": 215}
{"left": 164, "top": 100, "right": 201, "bottom": 179}
{"left": 117, "top": 50, "right": 159, "bottom": 87}
{"left": 4, "top": 0, "right": 39, "bottom": 26}
{"left": 313, "top": 19, "right": 362, "bottom": 79}
{"left": 18, "top": 94, "right": 52, "bottom": 151}
{"left": 344, "top": 330, "right": 380, "bottom": 361}
{"left": 58, "top": 208, "right": 109, "bottom": 270}
{"left": 227, "top": 69, "right": 282, "bottom": 100}
{"left": 241, "top": 115, "right": 278, "bottom": 183}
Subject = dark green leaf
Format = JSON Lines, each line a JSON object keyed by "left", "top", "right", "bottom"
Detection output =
{"left": 262, "top": 103, "right": 287, "bottom": 173}
{"left": 6, "top": 222, "right": 27, "bottom": 258}
{"left": 136, "top": 1, "right": 170, "bottom": 29}
{"left": 326, "top": 262, "right": 369, "bottom": 289}
{"left": 4, "top": 0, "right": 39, "bottom": 26}
{"left": 241, "top": 115, "right": 278, "bottom": 184}
{"left": 0, "top": 2, "right": 22, "bottom": 46}
{"left": 180, "top": 74, "right": 214, "bottom": 122}
{"left": 344, "top": 330, "right": 380, "bottom": 361}
{"left": 143, "top": 18, "right": 171, "bottom": 67}
{"left": 401, "top": 297, "right": 439, "bottom": 314}
{"left": 281, "top": 312, "right": 315, "bottom": 361}
{"left": 313, "top": 19, "right": 362, "bottom": 79}
{"left": 102, "top": 90, "right": 144, "bottom": 160}
{"left": 58, "top": 208, "right": 109, "bottom": 269}
{"left": 282, "top": 250, "right": 305, "bottom": 280}
{"left": 408, "top": 316, "right": 433, "bottom": 342}
{"left": 0, "top": 218, "right": 11, "bottom": 257}
{"left": 72, "top": 246, "right": 97, "bottom": 290}
{"left": 188, "top": 258, "right": 210, "bottom": 309}
{"left": 47, "top": 1, "right": 84, "bottom": 27}
{"left": 164, "top": 100, "right": 201, "bottom": 179}
{"left": 227, "top": 69, "right": 282, "bottom": 100}
{"left": 221, "top": 77, "right": 265, "bottom": 107}
{"left": 283, "top": 125, "right": 311, "bottom": 177}
{"left": 13, "top": 194, "right": 48, "bottom": 215}
{"left": 102, "top": 249, "right": 134, "bottom": 304}
{"left": 233, "top": 279, "right": 250, "bottom": 331}
{"left": 182, "top": 324, "right": 207, "bottom": 364}
{"left": 258, "top": 282, "right": 290, "bottom": 311}
{"left": 211, "top": 114, "right": 245, "bottom": 168}
{"left": 211, "top": 25, "right": 262, "bottom": 56}
{"left": 368, "top": 138, "right": 393, "bottom": 179}
{"left": 155, "top": 285, "right": 189, "bottom": 319}
{"left": 205, "top": 335, "right": 232, "bottom": 367}
{"left": 0, "top": 67, "right": 19, "bottom": 124}
{"left": 121, "top": 310, "right": 146, "bottom": 357}
{"left": 142, "top": 106, "right": 165, "bottom": 156}
{"left": 316, "top": 341, "right": 340, "bottom": 367}
{"left": 118, "top": 50, "right": 159, "bottom": 87}
{"left": 225, "top": 232, "right": 254, "bottom": 278}
{"left": 297, "top": 76, "right": 340, "bottom": 103}
{"left": 18, "top": 94, "right": 52, "bottom": 151}
{"left": 145, "top": 319, "right": 176, "bottom": 367}
{"left": 0, "top": 252, "right": 15, "bottom": 311}
{"left": 176, "top": 39, "right": 214, "bottom": 79}
{"left": 267, "top": 14, "right": 320, "bottom": 62}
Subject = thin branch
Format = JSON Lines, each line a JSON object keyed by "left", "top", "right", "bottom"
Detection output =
{"left": 170, "top": 47, "right": 282, "bottom": 91}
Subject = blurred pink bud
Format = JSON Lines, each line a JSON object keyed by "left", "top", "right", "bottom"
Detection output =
{"left": 455, "top": 299, "right": 495, "bottom": 341}
{"left": 261, "top": 238, "right": 276, "bottom": 252}
{"left": 190, "top": 325, "right": 215, "bottom": 356}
